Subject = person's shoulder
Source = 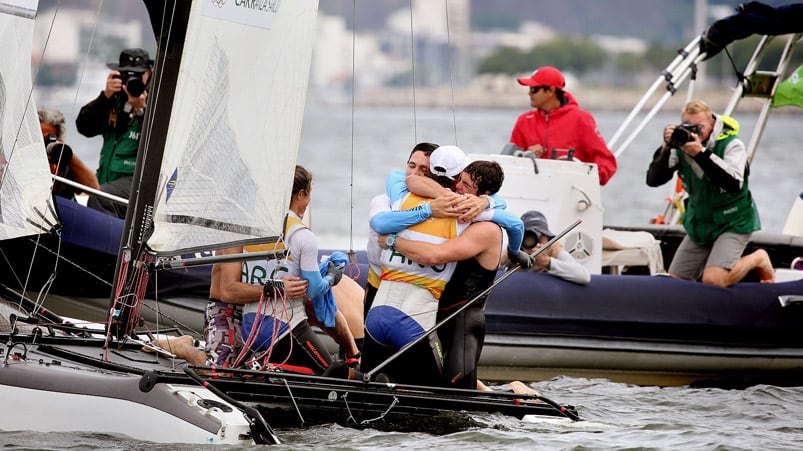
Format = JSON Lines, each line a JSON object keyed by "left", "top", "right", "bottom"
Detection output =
{"left": 467, "top": 219, "right": 502, "bottom": 236}
{"left": 515, "top": 110, "right": 539, "bottom": 121}
{"left": 291, "top": 226, "right": 317, "bottom": 251}
{"left": 561, "top": 102, "right": 599, "bottom": 124}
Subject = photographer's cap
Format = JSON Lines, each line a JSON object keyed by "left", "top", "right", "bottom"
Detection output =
{"left": 429, "top": 145, "right": 471, "bottom": 180}
{"left": 108, "top": 48, "right": 153, "bottom": 73}
{"left": 517, "top": 66, "right": 565, "bottom": 89}
{"left": 521, "top": 210, "right": 555, "bottom": 238}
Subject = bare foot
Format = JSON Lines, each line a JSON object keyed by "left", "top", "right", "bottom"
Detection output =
{"left": 753, "top": 249, "right": 775, "bottom": 283}
{"left": 507, "top": 380, "right": 540, "bottom": 396}
{"left": 142, "top": 335, "right": 195, "bottom": 358}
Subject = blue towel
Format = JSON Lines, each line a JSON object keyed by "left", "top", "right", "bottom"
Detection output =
{"left": 313, "top": 251, "right": 349, "bottom": 328}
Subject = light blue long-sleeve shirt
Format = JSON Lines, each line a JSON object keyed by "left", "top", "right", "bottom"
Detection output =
{"left": 369, "top": 170, "right": 523, "bottom": 252}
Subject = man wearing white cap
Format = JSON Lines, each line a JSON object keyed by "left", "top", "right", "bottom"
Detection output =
{"left": 510, "top": 66, "right": 617, "bottom": 186}
{"left": 378, "top": 158, "right": 527, "bottom": 389}
{"left": 362, "top": 145, "right": 478, "bottom": 385}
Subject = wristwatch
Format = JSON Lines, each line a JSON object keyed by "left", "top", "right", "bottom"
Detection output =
{"left": 385, "top": 233, "right": 397, "bottom": 251}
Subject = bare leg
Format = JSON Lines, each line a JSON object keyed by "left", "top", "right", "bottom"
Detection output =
{"left": 332, "top": 277, "right": 365, "bottom": 340}
{"left": 702, "top": 249, "right": 775, "bottom": 287}
{"left": 142, "top": 335, "right": 207, "bottom": 365}
{"left": 322, "top": 311, "right": 360, "bottom": 358}
{"left": 305, "top": 304, "right": 360, "bottom": 358}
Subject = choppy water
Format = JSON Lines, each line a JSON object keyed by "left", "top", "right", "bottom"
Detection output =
{"left": 5, "top": 376, "right": 803, "bottom": 449}
{"left": 32, "top": 101, "right": 803, "bottom": 449}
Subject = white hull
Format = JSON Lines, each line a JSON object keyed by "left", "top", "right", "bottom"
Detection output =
{"left": 0, "top": 358, "right": 252, "bottom": 444}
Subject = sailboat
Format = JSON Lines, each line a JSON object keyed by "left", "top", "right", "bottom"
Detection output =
{"left": 0, "top": 0, "right": 578, "bottom": 443}
{"left": 4, "top": 0, "right": 802, "bottom": 392}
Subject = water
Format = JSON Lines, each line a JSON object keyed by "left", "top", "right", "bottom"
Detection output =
{"left": 293, "top": 103, "right": 802, "bottom": 249}
{"left": 34, "top": 100, "right": 803, "bottom": 449}
{"left": 5, "top": 377, "right": 803, "bottom": 449}
{"left": 52, "top": 99, "right": 801, "bottom": 249}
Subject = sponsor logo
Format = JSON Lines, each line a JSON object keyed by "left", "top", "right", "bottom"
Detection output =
{"left": 166, "top": 168, "right": 178, "bottom": 202}
{"left": 242, "top": 260, "right": 269, "bottom": 285}
{"left": 233, "top": 0, "right": 281, "bottom": 13}
{"left": 387, "top": 250, "right": 447, "bottom": 272}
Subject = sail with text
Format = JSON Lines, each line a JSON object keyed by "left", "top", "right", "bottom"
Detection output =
{"left": 146, "top": 0, "right": 319, "bottom": 257}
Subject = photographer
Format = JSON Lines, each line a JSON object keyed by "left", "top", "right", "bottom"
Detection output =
{"left": 76, "top": 48, "right": 153, "bottom": 218}
{"left": 39, "top": 108, "right": 99, "bottom": 201}
{"left": 646, "top": 99, "right": 774, "bottom": 287}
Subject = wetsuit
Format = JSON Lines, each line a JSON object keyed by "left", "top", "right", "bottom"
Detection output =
{"left": 437, "top": 254, "right": 497, "bottom": 389}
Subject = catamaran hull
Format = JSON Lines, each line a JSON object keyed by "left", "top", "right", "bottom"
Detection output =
{"left": 0, "top": 330, "right": 578, "bottom": 436}
{"left": 0, "top": 349, "right": 253, "bottom": 444}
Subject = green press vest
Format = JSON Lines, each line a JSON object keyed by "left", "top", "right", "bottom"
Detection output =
{"left": 95, "top": 96, "right": 142, "bottom": 185}
{"left": 677, "top": 117, "right": 760, "bottom": 245}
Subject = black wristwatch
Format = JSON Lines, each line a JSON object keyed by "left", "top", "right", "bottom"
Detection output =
{"left": 386, "top": 233, "right": 397, "bottom": 251}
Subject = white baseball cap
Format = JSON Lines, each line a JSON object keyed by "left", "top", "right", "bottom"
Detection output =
{"left": 429, "top": 145, "right": 471, "bottom": 180}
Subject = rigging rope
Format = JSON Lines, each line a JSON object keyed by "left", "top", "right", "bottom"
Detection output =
{"left": 7, "top": 1, "right": 81, "bottom": 326}
{"left": 408, "top": 0, "right": 418, "bottom": 142}
{"left": 443, "top": 0, "right": 458, "bottom": 146}
{"left": 347, "top": 0, "right": 357, "bottom": 258}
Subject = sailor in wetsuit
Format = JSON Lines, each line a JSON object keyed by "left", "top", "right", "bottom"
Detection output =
{"left": 379, "top": 160, "right": 523, "bottom": 388}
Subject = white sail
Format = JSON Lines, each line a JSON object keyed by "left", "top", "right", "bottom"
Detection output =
{"left": 0, "top": 0, "right": 56, "bottom": 241}
{"left": 147, "top": 0, "right": 319, "bottom": 254}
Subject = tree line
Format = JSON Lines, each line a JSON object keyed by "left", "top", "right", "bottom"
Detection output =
{"left": 477, "top": 34, "right": 803, "bottom": 87}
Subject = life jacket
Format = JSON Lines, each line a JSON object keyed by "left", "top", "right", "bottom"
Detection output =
{"left": 677, "top": 115, "right": 760, "bottom": 245}
{"left": 95, "top": 95, "right": 142, "bottom": 185}
{"left": 380, "top": 192, "right": 467, "bottom": 299}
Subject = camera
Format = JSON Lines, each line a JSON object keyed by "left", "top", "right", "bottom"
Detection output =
{"left": 668, "top": 122, "right": 701, "bottom": 148}
{"left": 44, "top": 134, "right": 73, "bottom": 168}
{"left": 115, "top": 70, "right": 147, "bottom": 97}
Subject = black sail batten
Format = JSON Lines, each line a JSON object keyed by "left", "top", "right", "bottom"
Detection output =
{"left": 161, "top": 214, "right": 271, "bottom": 236}
{"left": 150, "top": 235, "right": 285, "bottom": 258}
{"left": 108, "top": 0, "right": 192, "bottom": 339}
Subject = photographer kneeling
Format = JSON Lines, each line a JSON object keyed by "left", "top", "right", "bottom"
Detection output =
{"left": 646, "top": 99, "right": 774, "bottom": 287}
{"left": 75, "top": 48, "right": 153, "bottom": 218}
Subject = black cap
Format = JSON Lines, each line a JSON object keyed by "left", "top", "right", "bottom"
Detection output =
{"left": 521, "top": 210, "right": 554, "bottom": 238}
{"left": 107, "top": 48, "right": 153, "bottom": 73}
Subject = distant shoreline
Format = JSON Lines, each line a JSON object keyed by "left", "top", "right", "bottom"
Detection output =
{"left": 348, "top": 85, "right": 802, "bottom": 114}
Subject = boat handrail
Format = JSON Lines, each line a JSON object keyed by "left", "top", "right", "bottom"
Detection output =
{"left": 51, "top": 173, "right": 128, "bottom": 206}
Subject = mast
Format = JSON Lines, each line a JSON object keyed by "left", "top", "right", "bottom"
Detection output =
{"left": 107, "top": 0, "right": 192, "bottom": 340}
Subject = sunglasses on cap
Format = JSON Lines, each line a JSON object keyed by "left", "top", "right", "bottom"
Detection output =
{"left": 522, "top": 230, "right": 542, "bottom": 249}
{"left": 529, "top": 86, "right": 547, "bottom": 94}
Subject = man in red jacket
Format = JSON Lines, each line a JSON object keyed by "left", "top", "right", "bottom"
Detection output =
{"left": 509, "top": 66, "right": 617, "bottom": 185}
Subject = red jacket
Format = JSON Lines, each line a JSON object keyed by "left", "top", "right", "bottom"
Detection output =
{"left": 510, "top": 92, "right": 617, "bottom": 185}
